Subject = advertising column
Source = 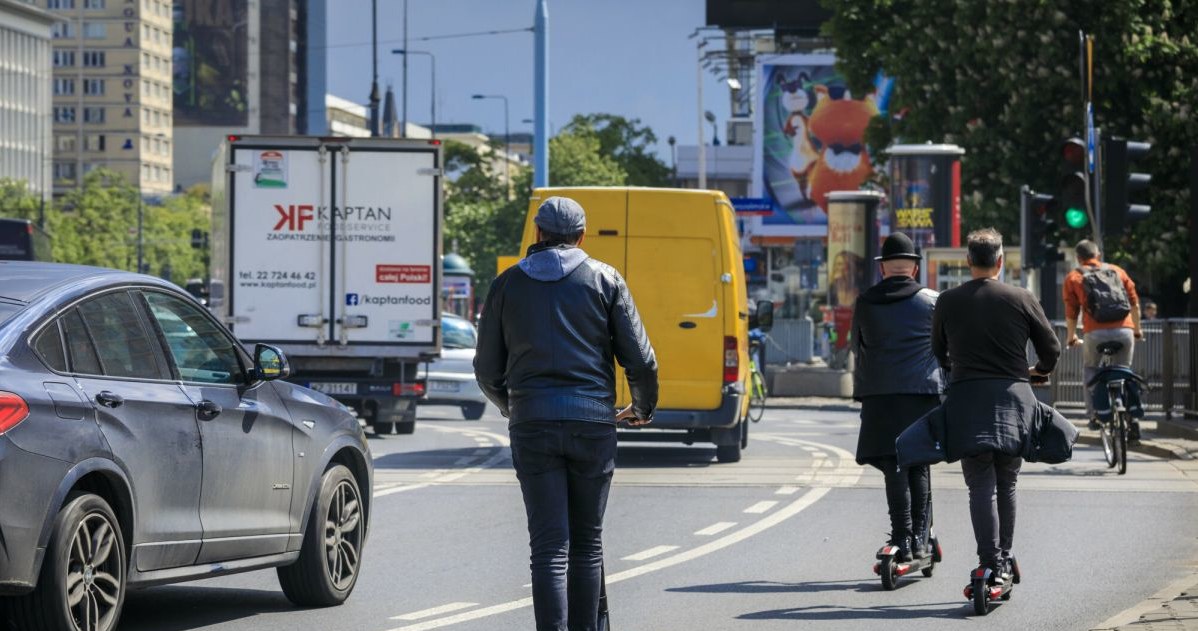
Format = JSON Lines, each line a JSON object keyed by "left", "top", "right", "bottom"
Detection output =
{"left": 886, "top": 144, "right": 965, "bottom": 257}
{"left": 826, "top": 190, "right": 883, "bottom": 369}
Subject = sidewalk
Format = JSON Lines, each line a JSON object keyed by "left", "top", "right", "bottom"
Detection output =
{"left": 1092, "top": 574, "right": 1198, "bottom": 630}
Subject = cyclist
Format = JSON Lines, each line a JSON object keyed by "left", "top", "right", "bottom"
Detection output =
{"left": 1062, "top": 240, "right": 1143, "bottom": 438}
{"left": 850, "top": 232, "right": 943, "bottom": 562}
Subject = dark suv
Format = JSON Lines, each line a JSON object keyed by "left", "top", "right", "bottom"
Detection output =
{"left": 0, "top": 263, "right": 372, "bottom": 631}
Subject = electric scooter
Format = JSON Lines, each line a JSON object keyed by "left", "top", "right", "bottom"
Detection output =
{"left": 964, "top": 556, "right": 1021, "bottom": 615}
{"left": 873, "top": 490, "right": 942, "bottom": 590}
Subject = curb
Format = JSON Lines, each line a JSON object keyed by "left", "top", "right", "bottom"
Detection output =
{"left": 765, "top": 403, "right": 860, "bottom": 413}
{"left": 1090, "top": 573, "right": 1198, "bottom": 630}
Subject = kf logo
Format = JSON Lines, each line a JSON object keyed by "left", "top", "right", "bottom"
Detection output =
{"left": 273, "top": 204, "right": 315, "bottom": 231}
{"left": 346, "top": 293, "right": 360, "bottom": 306}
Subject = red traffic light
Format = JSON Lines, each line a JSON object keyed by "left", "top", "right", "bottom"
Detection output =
{"left": 1062, "top": 137, "right": 1086, "bottom": 167}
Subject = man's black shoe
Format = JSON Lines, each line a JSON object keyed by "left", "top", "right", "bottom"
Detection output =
{"left": 912, "top": 535, "right": 930, "bottom": 559}
{"left": 1129, "top": 421, "right": 1142, "bottom": 443}
{"left": 889, "top": 534, "right": 913, "bottom": 562}
{"left": 1088, "top": 417, "right": 1101, "bottom": 431}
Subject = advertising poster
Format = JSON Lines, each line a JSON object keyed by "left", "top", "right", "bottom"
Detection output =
{"left": 753, "top": 54, "right": 892, "bottom": 231}
{"left": 172, "top": 0, "right": 249, "bottom": 126}
{"left": 826, "top": 197, "right": 867, "bottom": 352}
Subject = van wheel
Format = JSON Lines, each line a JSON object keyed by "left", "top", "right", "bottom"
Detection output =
{"left": 394, "top": 421, "right": 416, "bottom": 435}
{"left": 278, "top": 465, "right": 364, "bottom": 606}
{"left": 716, "top": 442, "right": 742, "bottom": 463}
{"left": 9, "top": 493, "right": 127, "bottom": 631}
{"left": 370, "top": 421, "right": 393, "bottom": 436}
{"left": 461, "top": 403, "right": 486, "bottom": 420}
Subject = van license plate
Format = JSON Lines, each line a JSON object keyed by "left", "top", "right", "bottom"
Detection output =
{"left": 309, "top": 382, "right": 357, "bottom": 395}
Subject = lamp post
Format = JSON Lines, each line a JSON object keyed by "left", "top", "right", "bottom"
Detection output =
{"left": 392, "top": 49, "right": 436, "bottom": 138}
{"left": 668, "top": 135, "right": 677, "bottom": 186}
{"left": 368, "top": 0, "right": 380, "bottom": 136}
{"left": 472, "top": 93, "right": 510, "bottom": 197}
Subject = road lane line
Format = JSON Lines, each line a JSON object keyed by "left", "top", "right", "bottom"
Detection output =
{"left": 621, "top": 545, "right": 679, "bottom": 561}
{"left": 694, "top": 522, "right": 737, "bottom": 536}
{"left": 743, "top": 500, "right": 778, "bottom": 514}
{"left": 775, "top": 485, "right": 800, "bottom": 495}
{"left": 383, "top": 488, "right": 830, "bottom": 631}
{"left": 391, "top": 603, "right": 479, "bottom": 621}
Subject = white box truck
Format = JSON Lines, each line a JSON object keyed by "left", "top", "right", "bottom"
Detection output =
{"left": 210, "top": 135, "right": 442, "bottom": 435}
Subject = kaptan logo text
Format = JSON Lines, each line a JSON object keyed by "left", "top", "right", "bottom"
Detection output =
{"left": 361, "top": 294, "right": 432, "bottom": 306}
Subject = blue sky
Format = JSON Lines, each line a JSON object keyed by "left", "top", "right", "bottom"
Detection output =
{"left": 325, "top": 0, "right": 732, "bottom": 160}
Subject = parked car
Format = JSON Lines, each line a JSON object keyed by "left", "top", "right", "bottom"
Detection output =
{"left": 420, "top": 314, "right": 488, "bottom": 420}
{"left": 0, "top": 262, "right": 372, "bottom": 631}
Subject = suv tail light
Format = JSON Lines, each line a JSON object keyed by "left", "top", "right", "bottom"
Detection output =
{"left": 0, "top": 392, "right": 29, "bottom": 435}
{"left": 723, "top": 336, "right": 739, "bottom": 384}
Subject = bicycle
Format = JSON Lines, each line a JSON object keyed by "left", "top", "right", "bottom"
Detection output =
{"left": 747, "top": 336, "right": 767, "bottom": 423}
{"left": 1086, "top": 341, "right": 1147, "bottom": 475}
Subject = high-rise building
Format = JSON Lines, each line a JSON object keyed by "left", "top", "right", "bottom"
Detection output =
{"left": 171, "top": 0, "right": 328, "bottom": 189}
{"left": 42, "top": 0, "right": 175, "bottom": 196}
{"left": 0, "top": 0, "right": 54, "bottom": 204}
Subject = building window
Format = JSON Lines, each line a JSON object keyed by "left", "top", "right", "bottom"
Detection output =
{"left": 48, "top": 0, "right": 75, "bottom": 9}
{"left": 85, "top": 135, "right": 106, "bottom": 152}
{"left": 54, "top": 162, "right": 78, "bottom": 181}
{"left": 83, "top": 163, "right": 100, "bottom": 174}
{"left": 53, "top": 78, "right": 76, "bottom": 96}
{"left": 83, "top": 23, "right": 107, "bottom": 39}
{"left": 53, "top": 107, "right": 77, "bottom": 123}
{"left": 82, "top": 51, "right": 106, "bottom": 67}
{"left": 53, "top": 49, "right": 75, "bottom": 67}
{"left": 56, "top": 135, "right": 78, "bottom": 151}
{"left": 52, "top": 22, "right": 75, "bottom": 39}
{"left": 84, "top": 0, "right": 105, "bottom": 8}
{"left": 83, "top": 79, "right": 105, "bottom": 96}
{"left": 83, "top": 107, "right": 105, "bottom": 123}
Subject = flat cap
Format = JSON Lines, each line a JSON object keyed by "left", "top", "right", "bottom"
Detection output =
{"left": 534, "top": 196, "right": 586, "bottom": 235}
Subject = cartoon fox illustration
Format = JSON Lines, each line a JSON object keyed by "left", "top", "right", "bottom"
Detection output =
{"left": 778, "top": 73, "right": 818, "bottom": 202}
{"left": 806, "top": 85, "right": 878, "bottom": 212}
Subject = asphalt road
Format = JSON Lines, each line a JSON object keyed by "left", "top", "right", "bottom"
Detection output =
{"left": 111, "top": 404, "right": 1198, "bottom": 631}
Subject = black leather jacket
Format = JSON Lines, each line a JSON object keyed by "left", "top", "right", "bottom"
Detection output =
{"left": 474, "top": 243, "right": 658, "bottom": 427}
{"left": 851, "top": 275, "right": 944, "bottom": 399}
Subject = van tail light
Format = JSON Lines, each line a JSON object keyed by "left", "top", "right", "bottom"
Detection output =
{"left": 0, "top": 392, "right": 29, "bottom": 435}
{"left": 392, "top": 382, "right": 426, "bottom": 397}
{"left": 723, "top": 336, "right": 739, "bottom": 384}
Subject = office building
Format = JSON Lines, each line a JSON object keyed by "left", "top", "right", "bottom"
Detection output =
{"left": 0, "top": 0, "right": 54, "bottom": 203}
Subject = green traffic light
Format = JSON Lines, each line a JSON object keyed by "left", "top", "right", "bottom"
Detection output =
{"left": 1065, "top": 207, "right": 1088, "bottom": 229}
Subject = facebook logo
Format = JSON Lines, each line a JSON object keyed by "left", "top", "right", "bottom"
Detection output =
{"left": 346, "top": 293, "right": 360, "bottom": 306}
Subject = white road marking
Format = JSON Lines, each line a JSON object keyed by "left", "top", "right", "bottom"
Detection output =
{"left": 744, "top": 500, "right": 778, "bottom": 514}
{"left": 621, "top": 545, "right": 679, "bottom": 561}
{"left": 373, "top": 426, "right": 512, "bottom": 498}
{"left": 384, "top": 489, "right": 831, "bottom": 631}
{"left": 694, "top": 522, "right": 737, "bottom": 536}
{"left": 775, "top": 486, "right": 800, "bottom": 495}
{"left": 811, "top": 451, "right": 828, "bottom": 458}
{"left": 391, "top": 603, "right": 479, "bottom": 621}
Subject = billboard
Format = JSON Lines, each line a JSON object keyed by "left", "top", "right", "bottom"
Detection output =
{"left": 172, "top": 0, "right": 249, "bottom": 126}
{"left": 706, "top": 0, "right": 830, "bottom": 30}
{"left": 752, "top": 54, "right": 892, "bottom": 233}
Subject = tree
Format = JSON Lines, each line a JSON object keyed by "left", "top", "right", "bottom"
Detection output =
{"left": 0, "top": 179, "right": 43, "bottom": 223}
{"left": 823, "top": 0, "right": 1198, "bottom": 304}
{"left": 562, "top": 114, "right": 672, "bottom": 186}
{"left": 53, "top": 169, "right": 140, "bottom": 270}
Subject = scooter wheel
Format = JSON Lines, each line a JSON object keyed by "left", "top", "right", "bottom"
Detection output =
{"left": 921, "top": 561, "right": 935, "bottom": 578}
{"left": 972, "top": 579, "right": 990, "bottom": 616}
{"left": 1001, "top": 588, "right": 1012, "bottom": 601}
{"left": 880, "top": 557, "right": 898, "bottom": 591}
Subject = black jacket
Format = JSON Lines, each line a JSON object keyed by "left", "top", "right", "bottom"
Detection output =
{"left": 474, "top": 243, "right": 658, "bottom": 427}
{"left": 850, "top": 275, "right": 944, "bottom": 399}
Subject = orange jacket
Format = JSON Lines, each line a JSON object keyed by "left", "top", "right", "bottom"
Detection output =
{"left": 1062, "top": 258, "right": 1139, "bottom": 332}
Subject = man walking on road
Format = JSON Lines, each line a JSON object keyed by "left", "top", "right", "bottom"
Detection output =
{"left": 1062, "top": 239, "right": 1142, "bottom": 434}
{"left": 932, "top": 229, "right": 1061, "bottom": 582}
{"left": 475, "top": 196, "right": 658, "bottom": 631}
{"left": 850, "top": 232, "right": 943, "bottom": 562}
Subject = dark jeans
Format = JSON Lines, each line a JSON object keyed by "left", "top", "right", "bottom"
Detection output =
{"left": 510, "top": 420, "right": 617, "bottom": 631}
{"left": 960, "top": 451, "right": 1022, "bottom": 566}
{"left": 867, "top": 457, "right": 930, "bottom": 541}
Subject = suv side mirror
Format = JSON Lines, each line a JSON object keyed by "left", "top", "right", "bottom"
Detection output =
{"left": 755, "top": 300, "right": 775, "bottom": 333}
{"left": 253, "top": 344, "right": 290, "bottom": 381}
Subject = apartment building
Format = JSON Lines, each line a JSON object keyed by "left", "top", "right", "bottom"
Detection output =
{"left": 0, "top": 0, "right": 54, "bottom": 203}
{"left": 43, "top": 0, "right": 173, "bottom": 196}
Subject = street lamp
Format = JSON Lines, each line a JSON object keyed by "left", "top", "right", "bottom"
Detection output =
{"left": 472, "top": 93, "right": 510, "bottom": 197}
{"left": 667, "top": 135, "right": 677, "bottom": 186}
{"left": 704, "top": 110, "right": 720, "bottom": 146}
{"left": 392, "top": 49, "right": 436, "bottom": 138}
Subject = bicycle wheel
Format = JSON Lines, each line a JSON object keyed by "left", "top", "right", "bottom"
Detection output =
{"left": 1116, "top": 411, "right": 1129, "bottom": 475}
{"left": 1099, "top": 421, "right": 1117, "bottom": 468}
{"left": 748, "top": 368, "right": 766, "bottom": 423}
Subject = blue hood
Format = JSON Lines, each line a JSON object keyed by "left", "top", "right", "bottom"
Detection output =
{"left": 518, "top": 244, "right": 590, "bottom": 282}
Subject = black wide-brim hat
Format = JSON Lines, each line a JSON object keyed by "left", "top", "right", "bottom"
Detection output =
{"left": 875, "top": 232, "right": 922, "bottom": 261}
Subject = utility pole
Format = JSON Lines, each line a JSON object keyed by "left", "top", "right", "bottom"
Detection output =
{"left": 697, "top": 40, "right": 706, "bottom": 190}
{"left": 533, "top": 0, "right": 548, "bottom": 188}
{"left": 368, "top": 0, "right": 380, "bottom": 137}
{"left": 401, "top": 0, "right": 409, "bottom": 137}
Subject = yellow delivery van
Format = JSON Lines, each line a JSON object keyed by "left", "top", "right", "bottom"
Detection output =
{"left": 515, "top": 187, "right": 771, "bottom": 462}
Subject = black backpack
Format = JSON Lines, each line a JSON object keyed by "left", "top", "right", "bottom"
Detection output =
{"left": 1079, "top": 264, "right": 1132, "bottom": 323}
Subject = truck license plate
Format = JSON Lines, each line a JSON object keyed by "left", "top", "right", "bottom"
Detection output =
{"left": 309, "top": 382, "right": 357, "bottom": 395}
{"left": 428, "top": 380, "right": 459, "bottom": 393}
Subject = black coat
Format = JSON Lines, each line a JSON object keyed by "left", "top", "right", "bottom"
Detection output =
{"left": 941, "top": 378, "right": 1037, "bottom": 462}
{"left": 851, "top": 276, "right": 944, "bottom": 399}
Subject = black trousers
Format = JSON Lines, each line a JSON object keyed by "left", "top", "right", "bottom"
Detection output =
{"left": 960, "top": 451, "right": 1022, "bottom": 566}
{"left": 867, "top": 457, "right": 930, "bottom": 542}
{"left": 510, "top": 420, "right": 617, "bottom": 631}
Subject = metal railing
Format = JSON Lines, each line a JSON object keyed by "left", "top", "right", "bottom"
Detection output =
{"left": 1044, "top": 319, "right": 1197, "bottom": 419}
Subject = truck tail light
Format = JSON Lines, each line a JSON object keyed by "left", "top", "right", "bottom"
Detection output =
{"left": 392, "top": 382, "right": 426, "bottom": 397}
{"left": 0, "top": 392, "right": 29, "bottom": 435}
{"left": 723, "top": 336, "right": 739, "bottom": 384}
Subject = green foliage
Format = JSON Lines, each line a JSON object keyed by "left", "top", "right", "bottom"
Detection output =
{"left": 823, "top": 0, "right": 1198, "bottom": 295}
{"left": 562, "top": 114, "right": 672, "bottom": 186}
{"left": 0, "top": 171, "right": 210, "bottom": 285}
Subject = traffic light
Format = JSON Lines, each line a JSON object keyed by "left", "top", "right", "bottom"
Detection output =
{"left": 1021, "top": 188, "right": 1065, "bottom": 269}
{"left": 1102, "top": 136, "right": 1152, "bottom": 240}
{"left": 1059, "top": 137, "right": 1090, "bottom": 238}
